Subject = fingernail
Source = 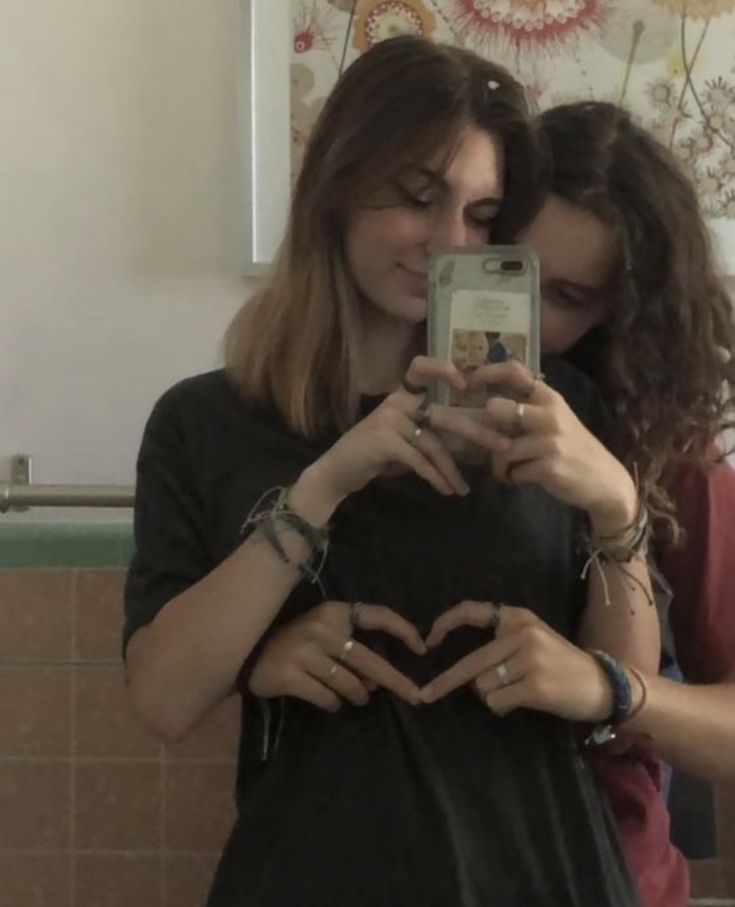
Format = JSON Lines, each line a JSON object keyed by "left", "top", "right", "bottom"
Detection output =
{"left": 459, "top": 481, "right": 470, "bottom": 495}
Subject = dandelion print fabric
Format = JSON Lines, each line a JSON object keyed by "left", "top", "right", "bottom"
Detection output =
{"left": 287, "top": 0, "right": 735, "bottom": 268}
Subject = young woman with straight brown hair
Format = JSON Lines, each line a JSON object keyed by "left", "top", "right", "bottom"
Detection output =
{"left": 124, "top": 41, "right": 659, "bottom": 906}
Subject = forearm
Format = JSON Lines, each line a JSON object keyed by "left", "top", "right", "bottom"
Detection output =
{"left": 579, "top": 552, "right": 661, "bottom": 675}
{"left": 621, "top": 672, "right": 735, "bottom": 785}
{"left": 126, "top": 463, "right": 344, "bottom": 741}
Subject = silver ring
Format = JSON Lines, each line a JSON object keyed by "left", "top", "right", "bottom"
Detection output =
{"left": 487, "top": 603, "right": 502, "bottom": 635}
{"left": 526, "top": 371, "right": 545, "bottom": 399}
{"left": 495, "top": 662, "right": 511, "bottom": 687}
{"left": 338, "top": 638, "right": 355, "bottom": 664}
{"left": 328, "top": 662, "right": 339, "bottom": 679}
{"left": 350, "top": 602, "right": 365, "bottom": 631}
{"left": 411, "top": 425, "right": 424, "bottom": 445}
{"left": 513, "top": 401, "right": 526, "bottom": 433}
{"left": 414, "top": 397, "right": 432, "bottom": 430}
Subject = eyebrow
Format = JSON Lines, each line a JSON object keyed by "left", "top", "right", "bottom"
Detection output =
{"left": 408, "top": 166, "right": 503, "bottom": 208}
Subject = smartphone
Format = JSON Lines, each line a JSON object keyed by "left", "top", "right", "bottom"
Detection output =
{"left": 427, "top": 245, "right": 541, "bottom": 459}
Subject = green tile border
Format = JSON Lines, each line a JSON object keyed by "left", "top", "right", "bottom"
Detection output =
{"left": 0, "top": 523, "right": 133, "bottom": 568}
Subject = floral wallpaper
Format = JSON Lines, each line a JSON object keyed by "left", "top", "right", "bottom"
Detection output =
{"left": 289, "top": 0, "right": 735, "bottom": 266}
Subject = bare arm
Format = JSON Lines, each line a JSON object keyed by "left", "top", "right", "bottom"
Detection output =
{"left": 619, "top": 668, "right": 735, "bottom": 785}
{"left": 126, "top": 465, "right": 342, "bottom": 742}
{"left": 576, "top": 547, "right": 661, "bottom": 677}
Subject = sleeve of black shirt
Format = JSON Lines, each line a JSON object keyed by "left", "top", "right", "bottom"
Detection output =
{"left": 122, "top": 383, "right": 210, "bottom": 659}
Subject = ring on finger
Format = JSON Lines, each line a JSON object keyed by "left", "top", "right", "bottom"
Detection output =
{"left": 328, "top": 661, "right": 340, "bottom": 680}
{"left": 402, "top": 376, "right": 427, "bottom": 395}
{"left": 410, "top": 425, "right": 424, "bottom": 446}
{"left": 338, "top": 638, "right": 356, "bottom": 664}
{"left": 350, "top": 602, "right": 365, "bottom": 631}
{"left": 487, "top": 602, "right": 502, "bottom": 635}
{"left": 414, "top": 396, "right": 432, "bottom": 430}
{"left": 525, "top": 371, "right": 546, "bottom": 399}
{"left": 513, "top": 401, "right": 526, "bottom": 433}
{"left": 495, "top": 661, "right": 511, "bottom": 687}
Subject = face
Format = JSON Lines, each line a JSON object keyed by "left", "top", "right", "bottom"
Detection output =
{"left": 452, "top": 330, "right": 489, "bottom": 372}
{"left": 346, "top": 125, "right": 505, "bottom": 324}
{"left": 517, "top": 194, "right": 617, "bottom": 356}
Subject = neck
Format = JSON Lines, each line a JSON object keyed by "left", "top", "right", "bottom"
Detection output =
{"left": 356, "top": 303, "right": 424, "bottom": 396}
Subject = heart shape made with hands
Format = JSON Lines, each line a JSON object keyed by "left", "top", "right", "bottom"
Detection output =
{"left": 357, "top": 600, "right": 506, "bottom": 702}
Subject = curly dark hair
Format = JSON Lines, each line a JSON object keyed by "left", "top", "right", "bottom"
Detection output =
{"left": 535, "top": 102, "right": 735, "bottom": 545}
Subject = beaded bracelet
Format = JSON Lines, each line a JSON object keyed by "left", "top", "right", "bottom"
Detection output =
{"left": 585, "top": 649, "right": 643, "bottom": 746}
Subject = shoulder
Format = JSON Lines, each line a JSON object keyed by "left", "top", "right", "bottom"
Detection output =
{"left": 144, "top": 369, "right": 277, "bottom": 444}
{"left": 149, "top": 369, "right": 240, "bottom": 424}
{"left": 671, "top": 452, "right": 735, "bottom": 516}
{"left": 661, "top": 455, "right": 735, "bottom": 681}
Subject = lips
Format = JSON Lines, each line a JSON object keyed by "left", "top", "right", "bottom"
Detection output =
{"left": 401, "top": 265, "right": 429, "bottom": 297}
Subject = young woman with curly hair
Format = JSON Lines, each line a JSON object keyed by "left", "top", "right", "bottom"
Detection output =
{"left": 516, "top": 100, "right": 735, "bottom": 907}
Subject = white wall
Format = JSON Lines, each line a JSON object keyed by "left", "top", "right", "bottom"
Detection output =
{"left": 1, "top": 0, "right": 257, "bottom": 520}
{"left": 1, "top": 2, "right": 732, "bottom": 523}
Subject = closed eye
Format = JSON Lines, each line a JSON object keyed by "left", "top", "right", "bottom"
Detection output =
{"left": 543, "top": 282, "right": 599, "bottom": 312}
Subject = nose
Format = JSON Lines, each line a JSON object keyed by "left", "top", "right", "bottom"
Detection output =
{"left": 427, "top": 206, "right": 471, "bottom": 252}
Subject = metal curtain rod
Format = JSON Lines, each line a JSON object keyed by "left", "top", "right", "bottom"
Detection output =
{"left": 1, "top": 482, "right": 135, "bottom": 513}
{"left": 1, "top": 454, "right": 134, "bottom": 513}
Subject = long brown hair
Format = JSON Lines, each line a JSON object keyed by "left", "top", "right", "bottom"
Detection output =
{"left": 225, "top": 36, "right": 539, "bottom": 439}
{"left": 537, "top": 101, "right": 735, "bottom": 543}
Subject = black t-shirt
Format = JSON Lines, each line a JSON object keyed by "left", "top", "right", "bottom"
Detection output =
{"left": 124, "top": 361, "right": 640, "bottom": 907}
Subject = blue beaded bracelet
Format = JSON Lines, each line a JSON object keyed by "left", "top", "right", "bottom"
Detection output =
{"left": 585, "top": 648, "right": 633, "bottom": 746}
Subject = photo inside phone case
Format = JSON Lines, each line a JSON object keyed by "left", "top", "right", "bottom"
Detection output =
{"left": 428, "top": 246, "right": 540, "bottom": 410}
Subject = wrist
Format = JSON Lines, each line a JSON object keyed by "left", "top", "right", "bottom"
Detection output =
{"left": 588, "top": 653, "right": 615, "bottom": 722}
{"left": 587, "top": 476, "right": 638, "bottom": 537}
{"left": 290, "top": 461, "right": 347, "bottom": 527}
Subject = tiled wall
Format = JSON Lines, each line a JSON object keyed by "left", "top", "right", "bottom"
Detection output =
{"left": 0, "top": 569, "right": 239, "bottom": 907}
{"left": 1, "top": 566, "right": 733, "bottom": 906}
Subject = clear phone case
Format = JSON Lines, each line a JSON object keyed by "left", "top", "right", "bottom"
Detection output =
{"left": 427, "top": 245, "right": 541, "bottom": 460}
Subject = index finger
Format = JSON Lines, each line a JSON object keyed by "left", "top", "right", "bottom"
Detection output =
{"left": 348, "top": 642, "right": 422, "bottom": 705}
{"left": 357, "top": 604, "right": 427, "bottom": 655}
{"left": 421, "top": 634, "right": 519, "bottom": 704}
{"left": 404, "top": 355, "right": 466, "bottom": 392}
{"left": 425, "top": 601, "right": 501, "bottom": 650}
{"left": 466, "top": 361, "right": 549, "bottom": 398}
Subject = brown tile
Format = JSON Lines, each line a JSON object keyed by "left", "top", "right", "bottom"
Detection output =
{"left": 75, "top": 853, "right": 161, "bottom": 907}
{"left": 0, "top": 571, "right": 73, "bottom": 660}
{"left": 164, "top": 696, "right": 239, "bottom": 761}
{"left": 164, "top": 763, "right": 236, "bottom": 852}
{"left": 689, "top": 857, "right": 726, "bottom": 898}
{"left": 74, "top": 666, "right": 161, "bottom": 759}
{"left": 0, "top": 853, "right": 71, "bottom": 907}
{"left": 74, "top": 762, "right": 161, "bottom": 851}
{"left": 75, "top": 570, "right": 126, "bottom": 660}
{"left": 0, "top": 669, "right": 71, "bottom": 757}
{"left": 164, "top": 854, "right": 218, "bottom": 907}
{"left": 0, "top": 762, "right": 71, "bottom": 850}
